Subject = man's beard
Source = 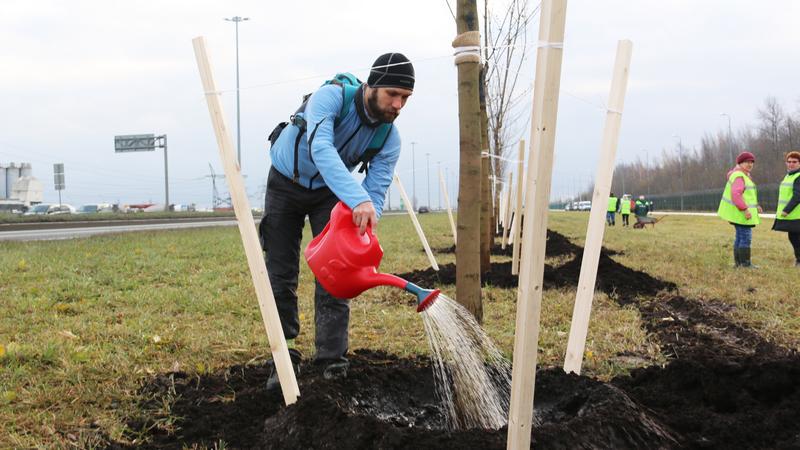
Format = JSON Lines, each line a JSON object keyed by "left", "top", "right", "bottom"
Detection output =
{"left": 367, "top": 89, "right": 398, "bottom": 123}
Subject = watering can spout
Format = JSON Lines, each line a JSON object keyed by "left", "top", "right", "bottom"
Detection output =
{"left": 404, "top": 282, "right": 441, "bottom": 312}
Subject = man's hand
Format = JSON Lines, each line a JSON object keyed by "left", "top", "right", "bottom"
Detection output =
{"left": 744, "top": 211, "right": 752, "bottom": 220}
{"left": 757, "top": 205, "right": 763, "bottom": 214}
{"left": 352, "top": 201, "right": 378, "bottom": 235}
{"left": 781, "top": 211, "right": 788, "bottom": 217}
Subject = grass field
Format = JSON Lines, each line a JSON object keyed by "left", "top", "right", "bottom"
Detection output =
{"left": 0, "top": 210, "right": 797, "bottom": 447}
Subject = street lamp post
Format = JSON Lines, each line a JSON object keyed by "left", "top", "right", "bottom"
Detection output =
{"left": 643, "top": 149, "right": 650, "bottom": 195}
{"left": 437, "top": 161, "right": 442, "bottom": 209}
{"left": 411, "top": 141, "right": 417, "bottom": 210}
{"left": 672, "top": 134, "right": 684, "bottom": 211}
{"left": 721, "top": 113, "right": 734, "bottom": 166}
{"left": 426, "top": 152, "right": 431, "bottom": 209}
{"left": 224, "top": 16, "right": 249, "bottom": 168}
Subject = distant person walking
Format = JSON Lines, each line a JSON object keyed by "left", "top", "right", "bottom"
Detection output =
{"left": 606, "top": 193, "right": 619, "bottom": 226}
{"left": 772, "top": 151, "right": 800, "bottom": 267}
{"left": 717, "top": 151, "right": 763, "bottom": 268}
{"left": 620, "top": 194, "right": 632, "bottom": 227}
{"left": 634, "top": 195, "right": 649, "bottom": 218}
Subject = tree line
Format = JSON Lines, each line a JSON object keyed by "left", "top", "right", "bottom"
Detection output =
{"left": 603, "top": 96, "right": 799, "bottom": 199}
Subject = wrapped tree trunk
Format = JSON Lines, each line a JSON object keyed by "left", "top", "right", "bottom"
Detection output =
{"left": 453, "top": 0, "right": 483, "bottom": 321}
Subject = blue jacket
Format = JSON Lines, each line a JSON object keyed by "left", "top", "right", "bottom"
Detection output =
{"left": 270, "top": 84, "right": 401, "bottom": 216}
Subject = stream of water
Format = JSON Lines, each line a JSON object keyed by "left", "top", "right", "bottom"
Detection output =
{"left": 420, "top": 293, "right": 511, "bottom": 430}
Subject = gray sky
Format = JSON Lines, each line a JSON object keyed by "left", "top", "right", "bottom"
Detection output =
{"left": 1, "top": 0, "right": 798, "bottom": 208}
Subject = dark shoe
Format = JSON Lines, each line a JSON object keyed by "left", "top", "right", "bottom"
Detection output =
{"left": 266, "top": 349, "right": 302, "bottom": 391}
{"left": 795, "top": 260, "right": 800, "bottom": 267}
{"left": 733, "top": 248, "right": 742, "bottom": 267}
{"left": 319, "top": 359, "right": 349, "bottom": 380}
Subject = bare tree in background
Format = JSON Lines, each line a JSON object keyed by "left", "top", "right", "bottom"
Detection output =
{"left": 483, "top": 0, "right": 537, "bottom": 191}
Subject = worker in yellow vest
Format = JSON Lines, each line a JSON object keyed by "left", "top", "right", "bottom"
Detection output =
{"left": 606, "top": 193, "right": 619, "bottom": 226}
{"left": 620, "top": 194, "right": 632, "bottom": 227}
{"left": 772, "top": 150, "right": 800, "bottom": 266}
{"left": 717, "top": 151, "right": 763, "bottom": 267}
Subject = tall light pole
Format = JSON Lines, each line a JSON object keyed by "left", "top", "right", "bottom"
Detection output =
{"left": 721, "top": 113, "right": 734, "bottom": 166}
{"left": 411, "top": 141, "right": 417, "bottom": 210}
{"left": 426, "top": 152, "right": 431, "bottom": 208}
{"left": 643, "top": 149, "right": 650, "bottom": 195}
{"left": 672, "top": 134, "right": 684, "bottom": 211}
{"left": 224, "top": 16, "right": 249, "bottom": 168}
{"left": 437, "top": 161, "right": 442, "bottom": 209}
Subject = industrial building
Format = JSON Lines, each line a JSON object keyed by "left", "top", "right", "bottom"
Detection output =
{"left": 0, "top": 163, "right": 43, "bottom": 206}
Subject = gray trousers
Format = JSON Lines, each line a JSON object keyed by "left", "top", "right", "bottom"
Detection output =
{"left": 259, "top": 167, "right": 349, "bottom": 362}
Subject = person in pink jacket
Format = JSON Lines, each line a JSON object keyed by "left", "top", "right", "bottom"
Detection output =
{"left": 720, "top": 152, "right": 763, "bottom": 267}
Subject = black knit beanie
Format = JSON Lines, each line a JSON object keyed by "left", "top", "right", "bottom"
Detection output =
{"left": 367, "top": 53, "right": 415, "bottom": 91}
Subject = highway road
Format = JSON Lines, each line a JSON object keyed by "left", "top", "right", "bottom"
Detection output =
{"left": 0, "top": 210, "right": 412, "bottom": 242}
{"left": 0, "top": 218, "right": 239, "bottom": 242}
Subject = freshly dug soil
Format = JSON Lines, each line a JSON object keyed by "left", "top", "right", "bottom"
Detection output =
{"left": 398, "top": 249, "right": 672, "bottom": 302}
{"left": 432, "top": 230, "right": 583, "bottom": 258}
{"left": 612, "top": 293, "right": 800, "bottom": 449}
{"left": 113, "top": 350, "right": 679, "bottom": 450}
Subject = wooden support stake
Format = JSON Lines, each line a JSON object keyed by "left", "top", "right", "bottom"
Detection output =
{"left": 564, "top": 40, "right": 633, "bottom": 375}
{"left": 440, "top": 168, "right": 457, "bottom": 245}
{"left": 501, "top": 172, "right": 514, "bottom": 249}
{"left": 192, "top": 37, "right": 299, "bottom": 405}
{"left": 394, "top": 173, "right": 440, "bottom": 270}
{"left": 506, "top": 1, "right": 568, "bottom": 448}
{"left": 511, "top": 140, "right": 525, "bottom": 275}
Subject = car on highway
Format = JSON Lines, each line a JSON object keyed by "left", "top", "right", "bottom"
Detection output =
{"left": 75, "top": 203, "right": 114, "bottom": 214}
{"left": 23, "top": 203, "right": 75, "bottom": 215}
{"left": 418, "top": 206, "right": 430, "bottom": 214}
{"left": 576, "top": 201, "right": 592, "bottom": 211}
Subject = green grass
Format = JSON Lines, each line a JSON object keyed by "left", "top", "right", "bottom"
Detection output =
{"left": 0, "top": 211, "right": 796, "bottom": 447}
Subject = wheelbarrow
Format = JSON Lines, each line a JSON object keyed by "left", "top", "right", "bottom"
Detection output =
{"left": 633, "top": 215, "right": 665, "bottom": 229}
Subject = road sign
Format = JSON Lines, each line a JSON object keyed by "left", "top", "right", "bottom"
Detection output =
{"left": 54, "top": 163, "right": 65, "bottom": 190}
{"left": 114, "top": 134, "right": 156, "bottom": 152}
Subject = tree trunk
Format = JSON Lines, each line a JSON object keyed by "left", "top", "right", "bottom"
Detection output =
{"left": 453, "top": 0, "right": 483, "bottom": 322}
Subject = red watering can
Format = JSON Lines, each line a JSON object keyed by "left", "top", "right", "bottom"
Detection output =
{"left": 304, "top": 202, "right": 439, "bottom": 312}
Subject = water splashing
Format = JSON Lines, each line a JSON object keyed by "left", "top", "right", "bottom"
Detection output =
{"left": 420, "top": 293, "right": 511, "bottom": 430}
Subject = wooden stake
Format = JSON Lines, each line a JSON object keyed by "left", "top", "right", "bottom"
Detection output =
{"left": 511, "top": 140, "right": 525, "bottom": 275}
{"left": 192, "top": 37, "right": 299, "bottom": 405}
{"left": 501, "top": 172, "right": 514, "bottom": 249}
{"left": 440, "top": 168, "right": 457, "bottom": 245}
{"left": 506, "top": 0, "right": 568, "bottom": 447}
{"left": 564, "top": 40, "right": 633, "bottom": 375}
{"left": 394, "top": 173, "right": 440, "bottom": 271}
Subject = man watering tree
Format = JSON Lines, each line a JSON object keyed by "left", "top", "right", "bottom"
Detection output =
{"left": 259, "top": 53, "right": 414, "bottom": 390}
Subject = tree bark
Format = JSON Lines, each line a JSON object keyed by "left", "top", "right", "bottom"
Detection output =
{"left": 453, "top": 0, "right": 483, "bottom": 321}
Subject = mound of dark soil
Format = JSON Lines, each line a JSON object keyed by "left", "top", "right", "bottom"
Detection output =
{"left": 610, "top": 293, "right": 800, "bottom": 449}
{"left": 397, "top": 250, "right": 672, "bottom": 301}
{"left": 432, "top": 230, "right": 583, "bottom": 258}
{"left": 112, "top": 350, "right": 679, "bottom": 449}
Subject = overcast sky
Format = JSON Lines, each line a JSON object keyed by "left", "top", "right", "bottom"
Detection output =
{"left": 1, "top": 0, "right": 798, "bottom": 208}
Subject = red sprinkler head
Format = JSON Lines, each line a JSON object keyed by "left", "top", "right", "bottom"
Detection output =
{"left": 416, "top": 289, "right": 440, "bottom": 312}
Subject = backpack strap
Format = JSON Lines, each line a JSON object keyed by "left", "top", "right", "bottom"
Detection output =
{"left": 356, "top": 124, "right": 392, "bottom": 174}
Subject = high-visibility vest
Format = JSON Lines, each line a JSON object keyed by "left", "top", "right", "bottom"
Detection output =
{"left": 776, "top": 172, "right": 800, "bottom": 220}
{"left": 607, "top": 196, "right": 617, "bottom": 212}
{"left": 620, "top": 199, "right": 631, "bottom": 214}
{"left": 717, "top": 171, "right": 760, "bottom": 225}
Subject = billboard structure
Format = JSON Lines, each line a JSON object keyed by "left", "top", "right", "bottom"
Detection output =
{"left": 114, "top": 134, "right": 169, "bottom": 210}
